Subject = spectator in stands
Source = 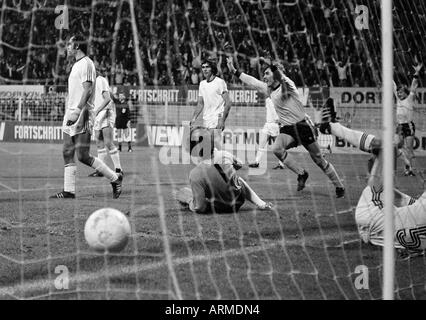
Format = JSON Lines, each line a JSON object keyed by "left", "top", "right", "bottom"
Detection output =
{"left": 0, "top": 0, "right": 425, "bottom": 89}
{"left": 333, "top": 56, "right": 350, "bottom": 87}
{"left": 190, "top": 68, "right": 199, "bottom": 85}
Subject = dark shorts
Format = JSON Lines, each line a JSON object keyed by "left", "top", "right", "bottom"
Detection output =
{"left": 115, "top": 120, "right": 129, "bottom": 129}
{"left": 280, "top": 120, "right": 317, "bottom": 147}
{"left": 397, "top": 122, "right": 415, "bottom": 138}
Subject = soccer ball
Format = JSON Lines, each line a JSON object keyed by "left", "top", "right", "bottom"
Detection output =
{"left": 84, "top": 208, "right": 131, "bottom": 253}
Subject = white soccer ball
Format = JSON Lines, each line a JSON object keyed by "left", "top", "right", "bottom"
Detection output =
{"left": 84, "top": 208, "right": 131, "bottom": 253}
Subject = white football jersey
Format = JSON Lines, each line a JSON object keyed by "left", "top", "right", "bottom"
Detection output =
{"left": 240, "top": 73, "right": 305, "bottom": 126}
{"left": 356, "top": 187, "right": 426, "bottom": 250}
{"left": 62, "top": 56, "right": 96, "bottom": 136}
{"left": 265, "top": 97, "right": 279, "bottom": 123}
{"left": 396, "top": 93, "right": 415, "bottom": 124}
{"left": 199, "top": 77, "right": 227, "bottom": 128}
{"left": 66, "top": 56, "right": 96, "bottom": 112}
{"left": 94, "top": 75, "right": 113, "bottom": 113}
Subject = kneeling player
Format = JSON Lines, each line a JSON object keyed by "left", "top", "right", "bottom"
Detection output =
{"left": 321, "top": 100, "right": 426, "bottom": 254}
{"left": 89, "top": 71, "right": 123, "bottom": 177}
{"left": 175, "top": 128, "right": 273, "bottom": 214}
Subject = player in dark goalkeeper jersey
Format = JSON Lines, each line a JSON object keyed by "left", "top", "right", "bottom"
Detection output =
{"left": 175, "top": 127, "right": 273, "bottom": 214}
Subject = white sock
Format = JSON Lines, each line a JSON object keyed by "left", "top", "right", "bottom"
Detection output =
{"left": 279, "top": 160, "right": 285, "bottom": 167}
{"left": 91, "top": 157, "right": 119, "bottom": 182}
{"left": 97, "top": 148, "right": 108, "bottom": 165}
{"left": 109, "top": 147, "right": 122, "bottom": 170}
{"left": 239, "top": 178, "right": 266, "bottom": 208}
{"left": 330, "top": 123, "right": 375, "bottom": 152}
{"left": 64, "top": 164, "right": 76, "bottom": 194}
{"left": 255, "top": 148, "right": 267, "bottom": 164}
{"left": 323, "top": 161, "right": 344, "bottom": 188}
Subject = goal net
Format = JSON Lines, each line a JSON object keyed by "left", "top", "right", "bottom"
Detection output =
{"left": 1, "top": 0, "right": 426, "bottom": 300}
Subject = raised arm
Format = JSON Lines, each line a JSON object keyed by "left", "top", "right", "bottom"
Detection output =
{"left": 393, "top": 80, "right": 398, "bottom": 98}
{"left": 410, "top": 63, "right": 423, "bottom": 93}
{"left": 226, "top": 56, "right": 268, "bottom": 94}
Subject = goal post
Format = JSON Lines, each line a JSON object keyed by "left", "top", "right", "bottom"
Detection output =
{"left": 382, "top": 0, "right": 395, "bottom": 301}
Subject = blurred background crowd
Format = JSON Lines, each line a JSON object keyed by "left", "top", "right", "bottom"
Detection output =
{"left": 0, "top": 0, "right": 425, "bottom": 120}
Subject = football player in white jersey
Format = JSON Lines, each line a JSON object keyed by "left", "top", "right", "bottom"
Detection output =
{"left": 227, "top": 57, "right": 345, "bottom": 197}
{"left": 248, "top": 97, "right": 285, "bottom": 170}
{"left": 50, "top": 35, "right": 123, "bottom": 199}
{"left": 320, "top": 102, "right": 426, "bottom": 254}
{"left": 393, "top": 63, "right": 423, "bottom": 176}
{"left": 189, "top": 58, "right": 232, "bottom": 149}
{"left": 88, "top": 69, "right": 123, "bottom": 177}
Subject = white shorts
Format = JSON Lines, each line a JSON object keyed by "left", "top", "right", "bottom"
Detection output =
{"left": 356, "top": 186, "right": 426, "bottom": 250}
{"left": 203, "top": 113, "right": 223, "bottom": 129}
{"left": 62, "top": 108, "right": 94, "bottom": 137}
{"left": 94, "top": 109, "right": 116, "bottom": 131}
{"left": 261, "top": 122, "right": 280, "bottom": 137}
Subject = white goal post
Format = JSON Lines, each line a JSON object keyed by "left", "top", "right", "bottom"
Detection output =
{"left": 382, "top": 0, "right": 395, "bottom": 301}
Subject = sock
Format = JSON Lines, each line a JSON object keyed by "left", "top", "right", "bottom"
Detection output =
{"left": 64, "top": 163, "right": 76, "bottom": 194}
{"left": 323, "top": 161, "right": 344, "bottom": 188}
{"left": 97, "top": 148, "right": 108, "bottom": 166}
{"left": 255, "top": 148, "right": 267, "bottom": 164}
{"left": 91, "top": 157, "right": 119, "bottom": 182}
{"left": 128, "top": 141, "right": 132, "bottom": 149}
{"left": 330, "top": 123, "right": 375, "bottom": 152}
{"left": 282, "top": 154, "right": 305, "bottom": 175}
{"left": 279, "top": 160, "right": 285, "bottom": 167}
{"left": 109, "top": 147, "right": 122, "bottom": 170}
{"left": 400, "top": 149, "right": 411, "bottom": 168}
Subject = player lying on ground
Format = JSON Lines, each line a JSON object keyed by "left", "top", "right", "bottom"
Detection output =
{"left": 175, "top": 127, "right": 273, "bottom": 214}
{"left": 227, "top": 56, "right": 345, "bottom": 197}
{"left": 248, "top": 97, "right": 286, "bottom": 170}
{"left": 393, "top": 63, "right": 423, "bottom": 176}
{"left": 88, "top": 69, "right": 123, "bottom": 177}
{"left": 320, "top": 101, "right": 426, "bottom": 254}
{"left": 190, "top": 57, "right": 232, "bottom": 150}
{"left": 50, "top": 34, "right": 123, "bottom": 199}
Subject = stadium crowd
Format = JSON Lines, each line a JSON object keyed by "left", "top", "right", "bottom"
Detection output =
{"left": 0, "top": 0, "right": 424, "bottom": 106}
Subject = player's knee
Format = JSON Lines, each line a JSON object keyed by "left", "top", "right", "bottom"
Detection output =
{"left": 77, "top": 152, "right": 93, "bottom": 166}
{"left": 271, "top": 142, "right": 283, "bottom": 155}
{"left": 62, "top": 147, "right": 74, "bottom": 162}
{"left": 272, "top": 145, "right": 284, "bottom": 158}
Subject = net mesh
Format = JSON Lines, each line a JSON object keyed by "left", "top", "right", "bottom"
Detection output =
{"left": 0, "top": 0, "right": 426, "bottom": 300}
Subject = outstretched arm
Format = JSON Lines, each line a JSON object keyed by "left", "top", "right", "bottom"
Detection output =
{"left": 410, "top": 63, "right": 423, "bottom": 93}
{"left": 226, "top": 56, "right": 268, "bottom": 94}
{"left": 393, "top": 80, "right": 398, "bottom": 98}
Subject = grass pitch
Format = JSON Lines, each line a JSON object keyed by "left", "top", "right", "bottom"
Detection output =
{"left": 0, "top": 143, "right": 425, "bottom": 300}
